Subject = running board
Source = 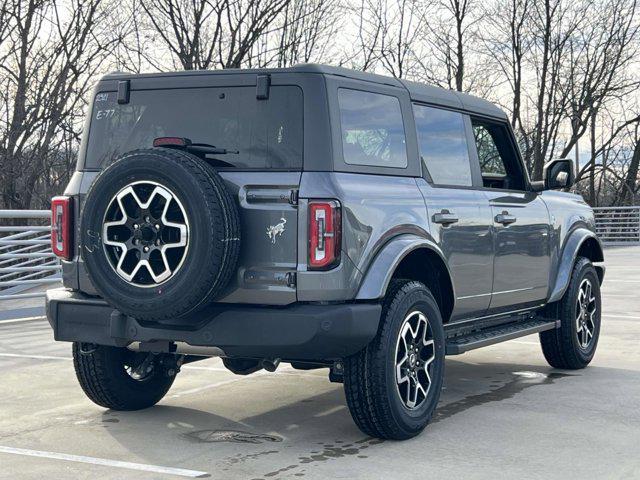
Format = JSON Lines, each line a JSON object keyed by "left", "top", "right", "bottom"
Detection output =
{"left": 445, "top": 318, "right": 559, "bottom": 355}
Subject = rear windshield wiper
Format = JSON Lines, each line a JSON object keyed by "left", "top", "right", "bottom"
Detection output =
{"left": 153, "top": 137, "right": 239, "bottom": 155}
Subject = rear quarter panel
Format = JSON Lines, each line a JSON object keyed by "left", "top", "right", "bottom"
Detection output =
{"left": 296, "top": 172, "right": 430, "bottom": 301}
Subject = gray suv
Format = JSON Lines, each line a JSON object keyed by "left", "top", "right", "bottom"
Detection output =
{"left": 46, "top": 64, "right": 605, "bottom": 440}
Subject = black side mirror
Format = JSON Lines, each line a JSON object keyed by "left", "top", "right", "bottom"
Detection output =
{"left": 543, "top": 158, "right": 575, "bottom": 190}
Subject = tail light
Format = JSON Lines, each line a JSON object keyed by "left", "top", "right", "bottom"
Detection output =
{"left": 308, "top": 200, "right": 341, "bottom": 270}
{"left": 51, "top": 196, "right": 73, "bottom": 260}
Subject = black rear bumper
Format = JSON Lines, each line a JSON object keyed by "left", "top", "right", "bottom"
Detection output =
{"left": 46, "top": 288, "right": 381, "bottom": 361}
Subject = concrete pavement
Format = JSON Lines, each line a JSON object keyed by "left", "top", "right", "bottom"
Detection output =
{"left": 0, "top": 247, "right": 639, "bottom": 479}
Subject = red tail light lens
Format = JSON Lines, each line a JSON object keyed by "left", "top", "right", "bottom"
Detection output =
{"left": 51, "top": 196, "right": 72, "bottom": 260}
{"left": 153, "top": 136, "right": 192, "bottom": 147}
{"left": 308, "top": 200, "right": 341, "bottom": 270}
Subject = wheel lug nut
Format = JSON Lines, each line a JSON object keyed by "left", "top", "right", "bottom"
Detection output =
{"left": 155, "top": 224, "right": 160, "bottom": 229}
{"left": 133, "top": 224, "right": 139, "bottom": 229}
{"left": 155, "top": 239, "right": 161, "bottom": 246}
{"left": 145, "top": 216, "right": 150, "bottom": 222}
{"left": 143, "top": 246, "right": 149, "bottom": 252}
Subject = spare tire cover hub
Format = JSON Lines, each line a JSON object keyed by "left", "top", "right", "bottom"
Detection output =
{"left": 103, "top": 180, "right": 189, "bottom": 287}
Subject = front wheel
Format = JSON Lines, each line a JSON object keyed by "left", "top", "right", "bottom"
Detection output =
{"left": 540, "top": 257, "right": 602, "bottom": 369}
{"left": 343, "top": 280, "right": 445, "bottom": 440}
{"left": 73, "top": 343, "right": 178, "bottom": 410}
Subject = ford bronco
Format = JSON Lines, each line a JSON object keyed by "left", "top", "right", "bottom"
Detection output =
{"left": 46, "top": 64, "right": 604, "bottom": 440}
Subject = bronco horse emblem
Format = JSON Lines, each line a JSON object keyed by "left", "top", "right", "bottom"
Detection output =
{"left": 267, "top": 218, "right": 287, "bottom": 244}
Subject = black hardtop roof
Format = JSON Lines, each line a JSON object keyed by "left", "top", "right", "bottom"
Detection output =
{"left": 102, "top": 63, "right": 506, "bottom": 120}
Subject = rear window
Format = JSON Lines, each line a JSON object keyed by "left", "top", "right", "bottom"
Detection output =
{"left": 85, "top": 86, "right": 303, "bottom": 170}
{"left": 338, "top": 88, "right": 408, "bottom": 168}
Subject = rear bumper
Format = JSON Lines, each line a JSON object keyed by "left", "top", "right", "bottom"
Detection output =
{"left": 45, "top": 288, "right": 381, "bottom": 361}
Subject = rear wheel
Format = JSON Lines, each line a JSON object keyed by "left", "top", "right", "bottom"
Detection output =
{"left": 72, "top": 343, "right": 177, "bottom": 410}
{"left": 540, "top": 257, "right": 601, "bottom": 369}
{"left": 343, "top": 280, "right": 445, "bottom": 440}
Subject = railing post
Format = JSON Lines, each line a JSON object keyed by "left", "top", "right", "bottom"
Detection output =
{"left": 637, "top": 206, "right": 640, "bottom": 245}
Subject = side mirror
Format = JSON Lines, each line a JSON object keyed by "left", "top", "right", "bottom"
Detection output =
{"left": 543, "top": 158, "right": 575, "bottom": 190}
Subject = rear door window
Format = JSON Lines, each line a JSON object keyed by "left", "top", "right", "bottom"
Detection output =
{"left": 413, "top": 104, "right": 472, "bottom": 187}
{"left": 85, "top": 86, "right": 303, "bottom": 170}
{"left": 338, "top": 88, "right": 408, "bottom": 168}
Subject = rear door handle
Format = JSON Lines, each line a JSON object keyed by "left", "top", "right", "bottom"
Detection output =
{"left": 495, "top": 211, "right": 517, "bottom": 225}
{"left": 433, "top": 210, "right": 459, "bottom": 225}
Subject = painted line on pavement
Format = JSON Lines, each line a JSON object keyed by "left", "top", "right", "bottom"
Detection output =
{"left": 169, "top": 376, "right": 251, "bottom": 398}
{"left": 510, "top": 340, "right": 540, "bottom": 345}
{"left": 0, "top": 352, "right": 69, "bottom": 361}
{"left": 0, "top": 306, "right": 44, "bottom": 321}
{"left": 0, "top": 446, "right": 209, "bottom": 478}
{"left": 0, "top": 316, "right": 45, "bottom": 325}
{"left": 600, "top": 294, "right": 639, "bottom": 298}
{"left": 602, "top": 314, "right": 640, "bottom": 320}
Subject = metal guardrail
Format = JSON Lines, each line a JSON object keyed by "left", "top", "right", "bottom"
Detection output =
{"left": 0, "top": 204, "right": 635, "bottom": 303}
{"left": 0, "top": 210, "right": 61, "bottom": 300}
{"left": 593, "top": 206, "right": 640, "bottom": 245}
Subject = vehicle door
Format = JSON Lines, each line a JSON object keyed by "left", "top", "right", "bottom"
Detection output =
{"left": 469, "top": 118, "right": 551, "bottom": 312}
{"left": 414, "top": 104, "right": 494, "bottom": 321}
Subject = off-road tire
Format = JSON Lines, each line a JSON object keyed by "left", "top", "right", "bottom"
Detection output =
{"left": 540, "top": 257, "right": 601, "bottom": 369}
{"left": 73, "top": 343, "right": 176, "bottom": 410}
{"left": 81, "top": 148, "right": 240, "bottom": 321}
{"left": 343, "top": 280, "right": 445, "bottom": 440}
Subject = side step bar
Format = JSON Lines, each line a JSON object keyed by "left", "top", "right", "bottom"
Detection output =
{"left": 445, "top": 318, "right": 559, "bottom": 355}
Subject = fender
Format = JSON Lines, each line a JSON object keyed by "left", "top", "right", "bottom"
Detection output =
{"left": 547, "top": 227, "right": 605, "bottom": 303}
{"left": 356, "top": 234, "right": 454, "bottom": 301}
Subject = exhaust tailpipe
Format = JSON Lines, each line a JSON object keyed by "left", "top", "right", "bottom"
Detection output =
{"left": 261, "top": 358, "right": 281, "bottom": 372}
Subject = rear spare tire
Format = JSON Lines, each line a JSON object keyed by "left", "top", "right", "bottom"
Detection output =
{"left": 81, "top": 148, "right": 240, "bottom": 321}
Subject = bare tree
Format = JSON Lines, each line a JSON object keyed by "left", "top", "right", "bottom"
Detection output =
{"left": 252, "top": 0, "right": 342, "bottom": 68}
{"left": 559, "top": 0, "right": 640, "bottom": 159}
{"left": 349, "top": 0, "right": 384, "bottom": 71}
{"left": 481, "top": 0, "right": 640, "bottom": 181}
{"left": 136, "top": 0, "right": 291, "bottom": 71}
{"left": 0, "top": 0, "right": 120, "bottom": 209}
{"left": 619, "top": 136, "right": 640, "bottom": 205}
{"left": 415, "top": 0, "right": 482, "bottom": 91}
{"left": 1, "top": 0, "right": 639, "bottom": 209}
{"left": 480, "top": 0, "right": 533, "bottom": 130}
{"left": 349, "top": 0, "right": 428, "bottom": 78}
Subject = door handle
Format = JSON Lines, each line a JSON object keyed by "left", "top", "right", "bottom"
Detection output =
{"left": 433, "top": 210, "right": 459, "bottom": 225}
{"left": 495, "top": 211, "right": 517, "bottom": 225}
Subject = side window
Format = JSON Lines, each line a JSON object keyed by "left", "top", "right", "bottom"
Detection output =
{"left": 413, "top": 104, "right": 472, "bottom": 187}
{"left": 471, "top": 120, "right": 525, "bottom": 190}
{"left": 338, "top": 88, "right": 408, "bottom": 168}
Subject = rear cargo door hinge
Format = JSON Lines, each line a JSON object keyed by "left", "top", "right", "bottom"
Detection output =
{"left": 117, "top": 80, "right": 130, "bottom": 104}
{"left": 286, "top": 272, "right": 297, "bottom": 288}
{"left": 256, "top": 74, "right": 271, "bottom": 100}
{"left": 289, "top": 189, "right": 299, "bottom": 205}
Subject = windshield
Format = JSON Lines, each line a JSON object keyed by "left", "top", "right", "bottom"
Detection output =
{"left": 84, "top": 85, "right": 303, "bottom": 170}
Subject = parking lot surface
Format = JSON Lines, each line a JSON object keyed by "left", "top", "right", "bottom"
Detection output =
{"left": 1, "top": 247, "right": 639, "bottom": 479}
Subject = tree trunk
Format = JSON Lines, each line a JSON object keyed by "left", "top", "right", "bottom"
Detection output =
{"left": 588, "top": 113, "right": 596, "bottom": 206}
{"left": 619, "top": 139, "right": 640, "bottom": 205}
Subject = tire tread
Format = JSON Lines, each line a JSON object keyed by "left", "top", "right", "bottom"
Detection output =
{"left": 344, "top": 280, "right": 444, "bottom": 440}
{"left": 540, "top": 257, "right": 600, "bottom": 369}
{"left": 72, "top": 343, "right": 175, "bottom": 410}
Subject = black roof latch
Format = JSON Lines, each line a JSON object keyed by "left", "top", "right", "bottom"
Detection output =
{"left": 117, "top": 80, "right": 130, "bottom": 104}
{"left": 256, "top": 75, "right": 270, "bottom": 100}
